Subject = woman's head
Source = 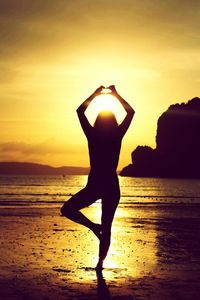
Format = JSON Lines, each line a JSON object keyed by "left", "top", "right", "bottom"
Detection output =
{"left": 93, "top": 111, "right": 118, "bottom": 134}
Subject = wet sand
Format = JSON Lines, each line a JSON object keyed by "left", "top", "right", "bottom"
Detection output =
{"left": 0, "top": 203, "right": 200, "bottom": 300}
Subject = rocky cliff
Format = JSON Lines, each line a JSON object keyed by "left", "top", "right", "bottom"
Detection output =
{"left": 120, "top": 97, "right": 200, "bottom": 178}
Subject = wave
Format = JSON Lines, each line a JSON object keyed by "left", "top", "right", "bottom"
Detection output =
{"left": 0, "top": 198, "right": 200, "bottom": 208}
{"left": 121, "top": 195, "right": 200, "bottom": 199}
{"left": 0, "top": 192, "right": 74, "bottom": 196}
{"left": 0, "top": 192, "right": 200, "bottom": 199}
{"left": 0, "top": 200, "right": 64, "bottom": 206}
{"left": 0, "top": 201, "right": 200, "bottom": 208}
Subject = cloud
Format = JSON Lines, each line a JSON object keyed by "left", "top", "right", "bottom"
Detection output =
{"left": 0, "top": 140, "right": 87, "bottom": 166}
{"left": 0, "top": 0, "right": 199, "bottom": 62}
{"left": 0, "top": 140, "right": 84, "bottom": 155}
{"left": 0, "top": 66, "right": 18, "bottom": 84}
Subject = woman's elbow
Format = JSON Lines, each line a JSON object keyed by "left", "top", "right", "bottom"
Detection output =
{"left": 76, "top": 106, "right": 84, "bottom": 116}
{"left": 129, "top": 107, "right": 135, "bottom": 117}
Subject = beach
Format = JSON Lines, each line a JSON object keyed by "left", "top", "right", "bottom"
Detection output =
{"left": 0, "top": 176, "right": 200, "bottom": 299}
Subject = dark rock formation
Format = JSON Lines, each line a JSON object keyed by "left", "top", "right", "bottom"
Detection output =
{"left": 120, "top": 97, "right": 200, "bottom": 178}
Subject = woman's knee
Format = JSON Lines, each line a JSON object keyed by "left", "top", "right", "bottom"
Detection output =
{"left": 60, "top": 201, "right": 74, "bottom": 217}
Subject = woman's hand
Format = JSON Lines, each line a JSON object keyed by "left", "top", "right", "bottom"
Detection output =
{"left": 108, "top": 85, "right": 135, "bottom": 114}
{"left": 77, "top": 86, "right": 105, "bottom": 113}
{"left": 108, "top": 85, "right": 119, "bottom": 97}
{"left": 93, "top": 86, "right": 105, "bottom": 97}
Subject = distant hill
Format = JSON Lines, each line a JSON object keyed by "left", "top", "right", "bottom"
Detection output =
{"left": 120, "top": 97, "right": 200, "bottom": 178}
{"left": 0, "top": 162, "right": 89, "bottom": 175}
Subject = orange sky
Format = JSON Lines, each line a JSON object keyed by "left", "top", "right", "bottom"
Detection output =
{"left": 0, "top": 0, "right": 200, "bottom": 170}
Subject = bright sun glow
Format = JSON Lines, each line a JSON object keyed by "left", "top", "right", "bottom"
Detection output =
{"left": 85, "top": 93, "right": 126, "bottom": 125}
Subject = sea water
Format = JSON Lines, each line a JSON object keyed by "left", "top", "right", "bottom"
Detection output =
{"left": 0, "top": 175, "right": 200, "bottom": 209}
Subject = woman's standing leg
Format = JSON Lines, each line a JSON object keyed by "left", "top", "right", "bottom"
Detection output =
{"left": 96, "top": 185, "right": 120, "bottom": 270}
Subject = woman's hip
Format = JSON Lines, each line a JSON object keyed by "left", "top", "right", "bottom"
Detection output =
{"left": 86, "top": 176, "right": 120, "bottom": 200}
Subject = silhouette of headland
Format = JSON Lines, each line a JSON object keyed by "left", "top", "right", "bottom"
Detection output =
{"left": 0, "top": 162, "right": 89, "bottom": 175}
{"left": 120, "top": 97, "right": 200, "bottom": 178}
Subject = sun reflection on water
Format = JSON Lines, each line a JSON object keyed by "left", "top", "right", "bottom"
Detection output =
{"left": 82, "top": 202, "right": 158, "bottom": 281}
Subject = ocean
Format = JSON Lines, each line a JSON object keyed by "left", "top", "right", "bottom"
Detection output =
{"left": 1, "top": 174, "right": 200, "bottom": 300}
{"left": 1, "top": 175, "right": 200, "bottom": 210}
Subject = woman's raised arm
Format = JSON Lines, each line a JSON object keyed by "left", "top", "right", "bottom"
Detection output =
{"left": 76, "top": 86, "right": 104, "bottom": 137}
{"left": 108, "top": 85, "right": 135, "bottom": 136}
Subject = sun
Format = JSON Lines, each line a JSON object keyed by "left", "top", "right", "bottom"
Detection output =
{"left": 85, "top": 93, "right": 126, "bottom": 125}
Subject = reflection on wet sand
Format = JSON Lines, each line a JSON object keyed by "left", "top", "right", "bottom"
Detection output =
{"left": 82, "top": 202, "right": 158, "bottom": 279}
{"left": 76, "top": 203, "right": 200, "bottom": 299}
{"left": 96, "top": 270, "right": 111, "bottom": 300}
{"left": 1, "top": 203, "right": 200, "bottom": 299}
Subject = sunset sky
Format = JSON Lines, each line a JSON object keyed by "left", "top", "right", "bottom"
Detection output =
{"left": 0, "top": 0, "right": 200, "bottom": 170}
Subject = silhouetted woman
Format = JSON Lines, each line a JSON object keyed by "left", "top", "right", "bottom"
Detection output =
{"left": 61, "top": 85, "right": 134, "bottom": 270}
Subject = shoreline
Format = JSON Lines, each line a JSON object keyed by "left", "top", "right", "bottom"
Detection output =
{"left": 0, "top": 205, "right": 200, "bottom": 299}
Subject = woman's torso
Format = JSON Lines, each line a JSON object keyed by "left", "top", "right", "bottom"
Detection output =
{"left": 87, "top": 132, "right": 122, "bottom": 176}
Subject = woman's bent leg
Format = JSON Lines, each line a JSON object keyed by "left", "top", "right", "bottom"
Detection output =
{"left": 61, "top": 187, "right": 101, "bottom": 238}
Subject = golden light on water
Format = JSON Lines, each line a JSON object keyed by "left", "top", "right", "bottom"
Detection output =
{"left": 85, "top": 94, "right": 126, "bottom": 125}
{"left": 82, "top": 203, "right": 158, "bottom": 280}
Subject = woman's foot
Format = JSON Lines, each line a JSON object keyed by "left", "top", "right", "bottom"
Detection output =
{"left": 92, "top": 223, "right": 102, "bottom": 239}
